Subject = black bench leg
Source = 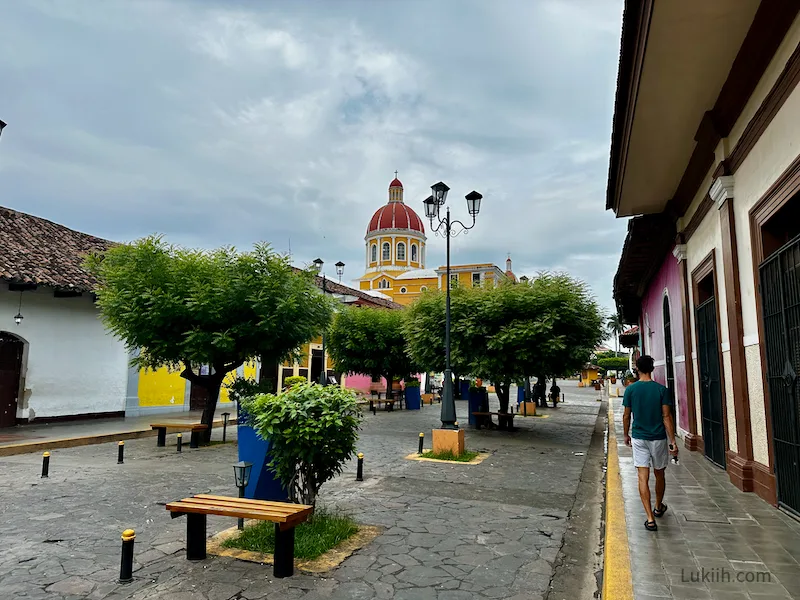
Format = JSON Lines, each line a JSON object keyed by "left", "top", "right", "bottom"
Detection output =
{"left": 186, "top": 513, "right": 207, "bottom": 561}
{"left": 190, "top": 431, "right": 200, "bottom": 449}
{"left": 274, "top": 524, "right": 295, "bottom": 578}
{"left": 157, "top": 428, "right": 166, "bottom": 447}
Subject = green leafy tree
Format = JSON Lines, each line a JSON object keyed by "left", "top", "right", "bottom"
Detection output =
{"left": 244, "top": 382, "right": 362, "bottom": 506}
{"left": 607, "top": 313, "right": 625, "bottom": 354}
{"left": 87, "top": 236, "right": 333, "bottom": 442}
{"left": 405, "top": 274, "right": 605, "bottom": 413}
{"left": 327, "top": 307, "right": 417, "bottom": 399}
{"left": 598, "top": 356, "right": 629, "bottom": 372}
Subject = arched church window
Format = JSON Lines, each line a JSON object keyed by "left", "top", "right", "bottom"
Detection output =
{"left": 411, "top": 244, "right": 418, "bottom": 262}
{"left": 371, "top": 244, "right": 377, "bottom": 262}
{"left": 397, "top": 242, "right": 406, "bottom": 261}
{"left": 382, "top": 242, "right": 390, "bottom": 261}
{"left": 378, "top": 279, "right": 390, "bottom": 289}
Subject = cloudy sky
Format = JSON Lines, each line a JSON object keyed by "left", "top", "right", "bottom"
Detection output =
{"left": 0, "top": 0, "right": 627, "bottom": 311}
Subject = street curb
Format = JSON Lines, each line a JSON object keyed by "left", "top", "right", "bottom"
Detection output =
{"left": 602, "top": 398, "right": 634, "bottom": 599}
{"left": 0, "top": 418, "right": 237, "bottom": 457}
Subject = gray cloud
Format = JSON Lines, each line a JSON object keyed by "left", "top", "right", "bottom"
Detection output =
{"left": 0, "top": 0, "right": 627, "bottom": 310}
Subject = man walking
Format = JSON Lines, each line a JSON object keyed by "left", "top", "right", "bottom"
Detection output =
{"left": 623, "top": 355, "right": 678, "bottom": 531}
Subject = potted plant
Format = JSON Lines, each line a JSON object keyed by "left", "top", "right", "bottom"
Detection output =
{"left": 404, "top": 377, "right": 421, "bottom": 410}
{"left": 246, "top": 381, "right": 362, "bottom": 506}
{"left": 227, "top": 377, "right": 287, "bottom": 502}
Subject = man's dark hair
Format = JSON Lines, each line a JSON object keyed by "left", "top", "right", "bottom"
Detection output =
{"left": 636, "top": 355, "right": 655, "bottom": 374}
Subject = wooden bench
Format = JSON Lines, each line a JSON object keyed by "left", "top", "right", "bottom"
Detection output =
{"left": 471, "top": 412, "right": 516, "bottom": 431}
{"left": 165, "top": 493, "right": 313, "bottom": 578}
{"left": 150, "top": 423, "right": 208, "bottom": 448}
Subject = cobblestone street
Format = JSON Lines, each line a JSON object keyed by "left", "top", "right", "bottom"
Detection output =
{"left": 0, "top": 382, "right": 605, "bottom": 600}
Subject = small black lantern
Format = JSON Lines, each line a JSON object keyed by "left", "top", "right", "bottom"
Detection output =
{"left": 0, "top": 119, "right": 7, "bottom": 138}
{"left": 312, "top": 258, "right": 324, "bottom": 273}
{"left": 233, "top": 461, "right": 252, "bottom": 489}
{"left": 431, "top": 181, "right": 450, "bottom": 206}
{"left": 519, "top": 275, "right": 529, "bottom": 284}
{"left": 13, "top": 291, "right": 23, "bottom": 325}
{"left": 465, "top": 191, "right": 482, "bottom": 217}
{"left": 423, "top": 195, "right": 437, "bottom": 220}
{"left": 335, "top": 261, "right": 345, "bottom": 282}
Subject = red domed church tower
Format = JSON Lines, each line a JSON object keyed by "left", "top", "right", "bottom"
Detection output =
{"left": 358, "top": 175, "right": 435, "bottom": 305}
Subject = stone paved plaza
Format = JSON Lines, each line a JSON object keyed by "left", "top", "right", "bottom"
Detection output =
{"left": 0, "top": 382, "right": 605, "bottom": 600}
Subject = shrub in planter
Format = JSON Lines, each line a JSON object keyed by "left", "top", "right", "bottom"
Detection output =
{"left": 226, "top": 377, "right": 275, "bottom": 405}
{"left": 404, "top": 378, "right": 420, "bottom": 387}
{"left": 284, "top": 375, "right": 307, "bottom": 389}
{"left": 243, "top": 382, "right": 362, "bottom": 506}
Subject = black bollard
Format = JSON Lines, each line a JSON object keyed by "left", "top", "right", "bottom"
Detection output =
{"left": 222, "top": 412, "right": 230, "bottom": 443}
{"left": 176, "top": 433, "right": 182, "bottom": 453}
{"left": 117, "top": 441, "right": 124, "bottom": 464}
{"left": 119, "top": 529, "right": 135, "bottom": 583}
{"left": 41, "top": 452, "right": 50, "bottom": 478}
{"left": 356, "top": 453, "right": 364, "bottom": 481}
{"left": 418, "top": 433, "right": 424, "bottom": 455}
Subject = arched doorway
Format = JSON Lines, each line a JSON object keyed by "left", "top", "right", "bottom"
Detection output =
{"left": 663, "top": 295, "right": 676, "bottom": 427}
{"left": 0, "top": 333, "right": 24, "bottom": 428}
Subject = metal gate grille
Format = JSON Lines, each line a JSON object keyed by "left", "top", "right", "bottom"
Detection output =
{"left": 760, "top": 234, "right": 800, "bottom": 515}
{"left": 697, "top": 297, "right": 726, "bottom": 468}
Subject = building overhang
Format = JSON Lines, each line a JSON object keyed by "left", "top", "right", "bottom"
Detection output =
{"left": 607, "top": 0, "right": 768, "bottom": 217}
{"left": 613, "top": 214, "right": 676, "bottom": 324}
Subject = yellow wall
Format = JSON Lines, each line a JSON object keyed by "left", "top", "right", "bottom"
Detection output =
{"left": 138, "top": 367, "right": 185, "bottom": 407}
{"left": 580, "top": 369, "right": 600, "bottom": 386}
{"left": 366, "top": 235, "right": 425, "bottom": 270}
{"left": 138, "top": 361, "right": 257, "bottom": 407}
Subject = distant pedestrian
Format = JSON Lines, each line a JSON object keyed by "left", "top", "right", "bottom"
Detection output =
{"left": 622, "top": 355, "right": 678, "bottom": 531}
{"left": 549, "top": 380, "right": 560, "bottom": 406}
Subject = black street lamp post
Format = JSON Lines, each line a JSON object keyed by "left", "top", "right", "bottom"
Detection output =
{"left": 423, "top": 184, "right": 483, "bottom": 429}
{"left": 312, "top": 258, "right": 345, "bottom": 386}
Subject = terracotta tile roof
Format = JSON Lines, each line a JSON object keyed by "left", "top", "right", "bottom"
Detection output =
{"left": 0, "top": 206, "right": 112, "bottom": 292}
{"left": 315, "top": 276, "right": 404, "bottom": 310}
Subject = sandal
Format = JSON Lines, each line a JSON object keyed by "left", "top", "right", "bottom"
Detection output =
{"left": 653, "top": 503, "right": 668, "bottom": 518}
{"left": 644, "top": 520, "right": 658, "bottom": 531}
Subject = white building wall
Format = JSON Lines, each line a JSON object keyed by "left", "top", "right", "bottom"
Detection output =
{"left": 0, "top": 286, "right": 128, "bottom": 419}
{"left": 717, "top": 22, "right": 800, "bottom": 468}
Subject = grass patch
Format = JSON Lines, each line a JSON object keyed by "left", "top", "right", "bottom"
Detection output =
{"left": 221, "top": 510, "right": 359, "bottom": 560}
{"left": 420, "top": 449, "right": 480, "bottom": 462}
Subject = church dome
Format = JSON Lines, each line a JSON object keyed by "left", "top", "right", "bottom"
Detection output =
{"left": 367, "top": 202, "right": 425, "bottom": 235}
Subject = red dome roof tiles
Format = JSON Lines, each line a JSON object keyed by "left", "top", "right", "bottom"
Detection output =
{"left": 389, "top": 178, "right": 403, "bottom": 188}
{"left": 367, "top": 202, "right": 425, "bottom": 235}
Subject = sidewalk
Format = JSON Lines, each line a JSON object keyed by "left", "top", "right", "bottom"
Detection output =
{"left": 608, "top": 396, "right": 800, "bottom": 599}
{"left": 0, "top": 407, "right": 237, "bottom": 456}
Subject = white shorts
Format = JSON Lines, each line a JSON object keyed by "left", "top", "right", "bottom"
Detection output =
{"left": 632, "top": 438, "right": 669, "bottom": 470}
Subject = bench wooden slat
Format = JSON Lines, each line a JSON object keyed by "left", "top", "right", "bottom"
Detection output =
{"left": 150, "top": 423, "right": 208, "bottom": 430}
{"left": 166, "top": 501, "right": 312, "bottom": 525}
{"left": 192, "top": 494, "right": 312, "bottom": 512}
{"left": 182, "top": 497, "right": 306, "bottom": 515}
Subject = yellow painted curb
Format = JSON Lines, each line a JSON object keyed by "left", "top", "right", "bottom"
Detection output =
{"left": 603, "top": 399, "right": 633, "bottom": 599}
{"left": 404, "top": 451, "right": 491, "bottom": 465}
{"left": 207, "top": 523, "right": 382, "bottom": 572}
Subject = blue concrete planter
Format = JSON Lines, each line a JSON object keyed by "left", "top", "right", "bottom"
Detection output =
{"left": 460, "top": 379, "right": 471, "bottom": 400}
{"left": 468, "top": 388, "right": 488, "bottom": 427}
{"left": 517, "top": 385, "right": 526, "bottom": 405}
{"left": 405, "top": 386, "right": 421, "bottom": 410}
{"left": 237, "top": 406, "right": 287, "bottom": 501}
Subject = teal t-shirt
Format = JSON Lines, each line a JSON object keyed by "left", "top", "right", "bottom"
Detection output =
{"left": 622, "top": 380, "right": 671, "bottom": 440}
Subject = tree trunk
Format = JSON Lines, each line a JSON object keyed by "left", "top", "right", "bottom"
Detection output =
{"left": 453, "top": 372, "right": 460, "bottom": 399}
{"left": 385, "top": 373, "right": 394, "bottom": 400}
{"left": 199, "top": 375, "right": 224, "bottom": 444}
{"left": 496, "top": 380, "right": 510, "bottom": 414}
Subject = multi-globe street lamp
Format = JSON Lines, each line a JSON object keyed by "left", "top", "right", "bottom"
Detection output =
{"left": 312, "top": 258, "right": 345, "bottom": 385}
{"left": 422, "top": 182, "right": 483, "bottom": 429}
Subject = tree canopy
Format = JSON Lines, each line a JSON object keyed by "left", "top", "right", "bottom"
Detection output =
{"left": 598, "top": 356, "right": 629, "bottom": 372}
{"left": 327, "top": 306, "right": 417, "bottom": 398}
{"left": 87, "top": 236, "right": 334, "bottom": 438}
{"left": 405, "top": 274, "right": 605, "bottom": 411}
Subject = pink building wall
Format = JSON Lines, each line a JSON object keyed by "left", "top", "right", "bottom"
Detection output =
{"left": 640, "top": 246, "right": 689, "bottom": 432}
